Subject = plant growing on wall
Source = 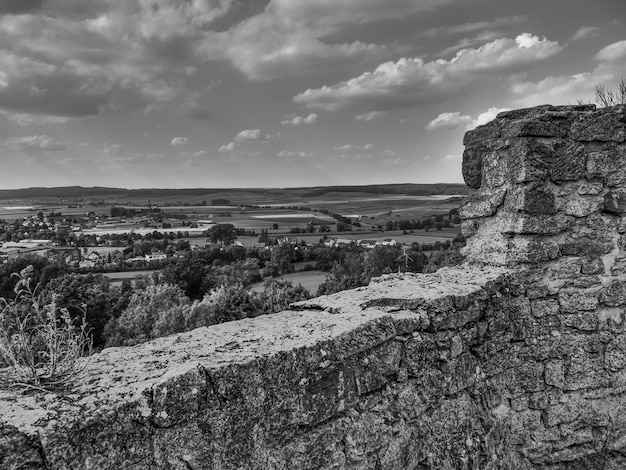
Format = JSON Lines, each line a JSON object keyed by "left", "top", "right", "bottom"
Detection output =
{"left": 596, "top": 78, "right": 626, "bottom": 107}
{"left": 0, "top": 266, "right": 93, "bottom": 391}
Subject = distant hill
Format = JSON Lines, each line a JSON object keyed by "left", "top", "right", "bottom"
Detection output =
{"left": 0, "top": 186, "right": 268, "bottom": 200}
{"left": 300, "top": 183, "right": 467, "bottom": 197}
{"left": 0, "top": 184, "right": 468, "bottom": 205}
{"left": 0, "top": 184, "right": 467, "bottom": 201}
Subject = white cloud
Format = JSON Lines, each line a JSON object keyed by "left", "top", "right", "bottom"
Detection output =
{"left": 571, "top": 26, "right": 600, "bottom": 41}
{"left": 293, "top": 34, "right": 563, "bottom": 112}
{"left": 426, "top": 112, "right": 473, "bottom": 131}
{"left": 334, "top": 144, "right": 356, "bottom": 151}
{"left": 277, "top": 150, "right": 312, "bottom": 158}
{"left": 594, "top": 40, "right": 626, "bottom": 62}
{"left": 194, "top": 150, "right": 210, "bottom": 157}
{"left": 264, "top": 131, "right": 282, "bottom": 141}
{"left": 199, "top": 0, "right": 453, "bottom": 80}
{"left": 427, "top": 107, "right": 510, "bottom": 132}
{"left": 509, "top": 40, "right": 626, "bottom": 107}
{"left": 421, "top": 16, "right": 525, "bottom": 38}
{"left": 382, "top": 149, "right": 396, "bottom": 157}
{"left": 355, "top": 111, "right": 386, "bottom": 121}
{"left": 510, "top": 68, "right": 616, "bottom": 107}
{"left": 102, "top": 143, "right": 129, "bottom": 159}
{"left": 234, "top": 129, "right": 261, "bottom": 142}
{"left": 3, "top": 113, "right": 69, "bottom": 126}
{"left": 281, "top": 113, "right": 318, "bottom": 126}
{"left": 470, "top": 107, "right": 510, "bottom": 128}
{"left": 171, "top": 137, "right": 189, "bottom": 146}
{"left": 219, "top": 142, "right": 236, "bottom": 152}
{"left": 333, "top": 143, "right": 373, "bottom": 152}
{"left": 3, "top": 135, "right": 66, "bottom": 151}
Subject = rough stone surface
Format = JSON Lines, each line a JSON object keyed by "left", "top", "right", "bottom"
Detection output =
{"left": 2, "top": 267, "right": 512, "bottom": 470}
{"left": 4, "top": 104, "right": 626, "bottom": 470}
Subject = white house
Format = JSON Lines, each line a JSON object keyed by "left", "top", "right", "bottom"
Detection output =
{"left": 145, "top": 253, "right": 167, "bottom": 262}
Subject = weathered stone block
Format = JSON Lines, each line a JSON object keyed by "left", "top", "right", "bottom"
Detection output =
{"left": 560, "top": 235, "right": 614, "bottom": 256}
{"left": 502, "top": 119, "right": 567, "bottom": 138}
{"left": 512, "top": 214, "right": 572, "bottom": 235}
{"left": 530, "top": 299, "right": 560, "bottom": 318}
{"left": 505, "top": 138, "right": 554, "bottom": 183}
{"left": 550, "top": 141, "right": 587, "bottom": 181}
{"left": 577, "top": 182, "right": 603, "bottom": 195}
{"left": 497, "top": 104, "right": 593, "bottom": 121}
{"left": 481, "top": 147, "right": 510, "bottom": 188}
{"left": 463, "top": 121, "right": 501, "bottom": 146}
{"left": 546, "top": 258, "right": 582, "bottom": 280}
{"left": 544, "top": 401, "right": 580, "bottom": 427}
{"left": 564, "top": 194, "right": 603, "bottom": 217}
{"left": 560, "top": 312, "right": 598, "bottom": 331}
{"left": 460, "top": 219, "right": 478, "bottom": 238}
{"left": 564, "top": 352, "right": 609, "bottom": 391}
{"left": 462, "top": 148, "right": 482, "bottom": 189}
{"left": 462, "top": 231, "right": 509, "bottom": 265}
{"left": 515, "top": 362, "right": 545, "bottom": 392}
{"left": 587, "top": 145, "right": 626, "bottom": 185}
{"left": 545, "top": 359, "right": 565, "bottom": 388}
{"left": 581, "top": 257, "right": 604, "bottom": 275}
{"left": 508, "top": 237, "right": 559, "bottom": 264}
{"left": 604, "top": 190, "right": 626, "bottom": 213}
{"left": 618, "top": 216, "right": 626, "bottom": 233}
{"left": 352, "top": 341, "right": 402, "bottom": 396}
{"left": 605, "top": 337, "right": 626, "bottom": 372}
{"left": 558, "top": 288, "right": 600, "bottom": 312}
{"left": 505, "top": 185, "right": 556, "bottom": 215}
{"left": 572, "top": 106, "right": 626, "bottom": 142}
{"left": 601, "top": 279, "right": 626, "bottom": 307}
{"left": 610, "top": 256, "right": 626, "bottom": 276}
{"left": 458, "top": 188, "right": 507, "bottom": 219}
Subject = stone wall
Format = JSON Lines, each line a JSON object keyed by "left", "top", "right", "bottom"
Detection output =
{"left": 458, "top": 104, "right": 626, "bottom": 468}
{"left": 2, "top": 104, "right": 626, "bottom": 469}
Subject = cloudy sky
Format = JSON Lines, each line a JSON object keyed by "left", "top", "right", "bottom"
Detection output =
{"left": 0, "top": 0, "right": 624, "bottom": 189}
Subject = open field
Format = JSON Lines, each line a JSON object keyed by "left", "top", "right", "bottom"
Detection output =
{"left": 249, "top": 270, "right": 328, "bottom": 295}
{"left": 0, "top": 186, "right": 465, "bottom": 248}
{"left": 102, "top": 270, "right": 158, "bottom": 284}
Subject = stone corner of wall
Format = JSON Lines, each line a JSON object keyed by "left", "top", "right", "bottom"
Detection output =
{"left": 459, "top": 103, "right": 626, "bottom": 268}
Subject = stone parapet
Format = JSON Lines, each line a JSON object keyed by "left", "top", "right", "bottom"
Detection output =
{"left": 2, "top": 267, "right": 512, "bottom": 469}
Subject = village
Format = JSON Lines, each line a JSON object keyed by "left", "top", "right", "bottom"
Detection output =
{"left": 0, "top": 202, "right": 458, "bottom": 272}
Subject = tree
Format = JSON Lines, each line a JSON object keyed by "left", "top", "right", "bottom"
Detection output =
{"left": 202, "top": 284, "right": 259, "bottom": 324}
{"left": 595, "top": 78, "right": 626, "bottom": 107}
{"left": 363, "top": 246, "right": 401, "bottom": 279}
{"left": 207, "top": 224, "right": 237, "bottom": 246}
{"left": 107, "top": 283, "right": 191, "bottom": 346}
{"left": 317, "top": 256, "right": 365, "bottom": 295}
{"left": 161, "top": 257, "right": 214, "bottom": 299}
{"left": 41, "top": 273, "right": 115, "bottom": 348}
{"left": 271, "top": 244, "right": 295, "bottom": 275}
{"left": 257, "top": 279, "right": 310, "bottom": 316}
